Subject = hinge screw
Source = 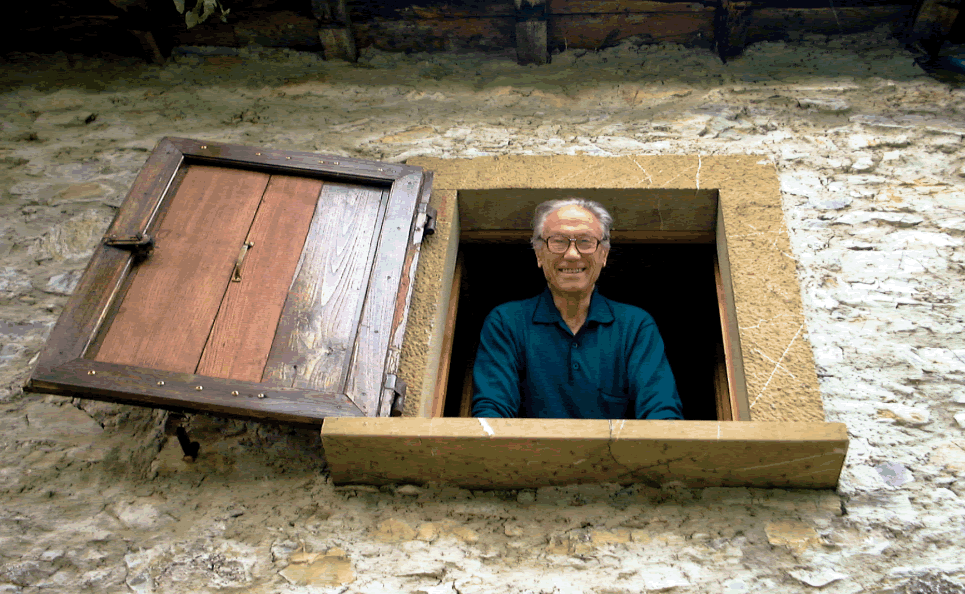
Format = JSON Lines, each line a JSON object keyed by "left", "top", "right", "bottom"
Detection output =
{"left": 256, "top": 152, "right": 262, "bottom": 156}
{"left": 87, "top": 370, "right": 96, "bottom": 375}
{"left": 333, "top": 161, "right": 339, "bottom": 165}
{"left": 257, "top": 393, "right": 265, "bottom": 398}
{"left": 157, "top": 381, "right": 164, "bottom": 386}
{"left": 200, "top": 145, "right": 207, "bottom": 149}
{"left": 378, "top": 168, "right": 383, "bottom": 172}
{"left": 195, "top": 385, "right": 203, "bottom": 391}
{"left": 231, "top": 390, "right": 239, "bottom": 396}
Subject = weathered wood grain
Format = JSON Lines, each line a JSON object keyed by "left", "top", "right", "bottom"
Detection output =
{"left": 548, "top": 0, "right": 716, "bottom": 14}
{"left": 716, "top": 206, "right": 749, "bottom": 421}
{"left": 95, "top": 165, "right": 269, "bottom": 373}
{"left": 549, "top": 12, "right": 713, "bottom": 49}
{"left": 197, "top": 175, "right": 323, "bottom": 382}
{"left": 459, "top": 355, "right": 475, "bottom": 418}
{"left": 354, "top": 17, "right": 515, "bottom": 53}
{"left": 165, "top": 137, "right": 412, "bottom": 183}
{"left": 909, "top": 0, "right": 957, "bottom": 47}
{"left": 322, "top": 418, "right": 849, "bottom": 488}
{"left": 432, "top": 258, "right": 463, "bottom": 418}
{"left": 262, "top": 182, "right": 386, "bottom": 397}
{"left": 30, "top": 139, "right": 185, "bottom": 379}
{"left": 33, "top": 359, "right": 363, "bottom": 425}
{"left": 378, "top": 171, "right": 434, "bottom": 417}
{"left": 714, "top": 338, "right": 733, "bottom": 421}
{"left": 345, "top": 170, "right": 425, "bottom": 415}
{"left": 717, "top": 0, "right": 752, "bottom": 61}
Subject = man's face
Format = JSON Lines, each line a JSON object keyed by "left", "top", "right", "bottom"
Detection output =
{"left": 535, "top": 205, "right": 609, "bottom": 297}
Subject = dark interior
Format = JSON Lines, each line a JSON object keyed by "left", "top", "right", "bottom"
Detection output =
{"left": 445, "top": 243, "right": 723, "bottom": 421}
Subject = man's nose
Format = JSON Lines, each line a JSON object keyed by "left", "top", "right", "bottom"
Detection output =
{"left": 563, "top": 242, "right": 582, "bottom": 258}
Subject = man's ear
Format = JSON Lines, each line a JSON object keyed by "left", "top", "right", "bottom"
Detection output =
{"left": 601, "top": 247, "right": 609, "bottom": 267}
{"left": 535, "top": 248, "right": 543, "bottom": 269}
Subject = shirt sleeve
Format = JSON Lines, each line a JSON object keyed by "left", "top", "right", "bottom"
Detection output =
{"left": 471, "top": 308, "right": 523, "bottom": 418}
{"left": 627, "top": 316, "right": 683, "bottom": 420}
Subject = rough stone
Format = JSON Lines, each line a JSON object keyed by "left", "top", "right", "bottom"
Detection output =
{"left": 375, "top": 518, "right": 417, "bottom": 542}
{"left": 764, "top": 521, "right": 822, "bottom": 554}
{"left": 789, "top": 568, "right": 849, "bottom": 587}
{"left": 879, "top": 404, "right": 931, "bottom": 426}
{"left": 24, "top": 401, "right": 103, "bottom": 438}
{"left": 875, "top": 462, "right": 914, "bottom": 487}
{"left": 279, "top": 549, "right": 355, "bottom": 587}
{"left": 42, "top": 271, "right": 80, "bottom": 295}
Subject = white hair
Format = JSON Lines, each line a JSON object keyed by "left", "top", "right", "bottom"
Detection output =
{"left": 530, "top": 198, "right": 613, "bottom": 249}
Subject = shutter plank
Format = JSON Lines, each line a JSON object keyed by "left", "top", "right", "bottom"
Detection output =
{"left": 262, "top": 183, "right": 385, "bottom": 394}
{"left": 196, "top": 175, "right": 323, "bottom": 382}
{"left": 94, "top": 165, "right": 269, "bottom": 373}
{"left": 346, "top": 171, "right": 424, "bottom": 415}
{"left": 33, "top": 359, "right": 364, "bottom": 424}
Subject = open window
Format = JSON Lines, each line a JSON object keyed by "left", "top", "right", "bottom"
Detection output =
{"left": 26, "top": 137, "right": 433, "bottom": 423}
{"left": 438, "top": 188, "right": 747, "bottom": 423}
{"left": 322, "top": 155, "right": 849, "bottom": 489}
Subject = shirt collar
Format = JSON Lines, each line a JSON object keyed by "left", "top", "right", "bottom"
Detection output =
{"left": 533, "top": 286, "right": 615, "bottom": 325}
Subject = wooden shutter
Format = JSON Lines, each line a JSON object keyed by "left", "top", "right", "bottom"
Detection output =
{"left": 27, "top": 137, "right": 434, "bottom": 424}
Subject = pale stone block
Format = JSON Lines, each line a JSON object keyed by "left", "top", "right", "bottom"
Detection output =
{"left": 765, "top": 521, "right": 821, "bottom": 554}
{"left": 375, "top": 518, "right": 417, "bottom": 542}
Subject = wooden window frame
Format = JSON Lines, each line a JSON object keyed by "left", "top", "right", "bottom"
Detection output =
{"left": 27, "top": 137, "right": 432, "bottom": 425}
{"left": 433, "top": 198, "right": 748, "bottom": 422}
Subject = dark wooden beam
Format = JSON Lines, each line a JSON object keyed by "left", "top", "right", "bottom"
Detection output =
{"left": 516, "top": 0, "right": 548, "bottom": 65}
{"left": 130, "top": 29, "right": 165, "bottom": 64}
{"left": 716, "top": 0, "right": 753, "bottom": 62}
{"left": 908, "top": 0, "right": 962, "bottom": 55}
{"left": 316, "top": 0, "right": 357, "bottom": 62}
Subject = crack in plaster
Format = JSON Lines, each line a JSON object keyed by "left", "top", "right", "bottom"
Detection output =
{"left": 695, "top": 154, "right": 702, "bottom": 190}
{"left": 753, "top": 347, "right": 798, "bottom": 380}
{"left": 750, "top": 323, "right": 805, "bottom": 409}
{"left": 626, "top": 155, "right": 653, "bottom": 187}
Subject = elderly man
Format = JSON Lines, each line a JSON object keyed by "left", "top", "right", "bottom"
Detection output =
{"left": 471, "top": 198, "right": 683, "bottom": 420}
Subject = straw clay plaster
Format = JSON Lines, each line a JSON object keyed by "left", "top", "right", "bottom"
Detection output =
{"left": 403, "top": 155, "right": 824, "bottom": 422}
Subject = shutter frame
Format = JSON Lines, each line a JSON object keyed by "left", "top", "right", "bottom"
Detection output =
{"left": 27, "top": 137, "right": 430, "bottom": 424}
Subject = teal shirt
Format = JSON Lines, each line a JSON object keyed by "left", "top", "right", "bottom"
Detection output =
{"left": 472, "top": 288, "right": 683, "bottom": 420}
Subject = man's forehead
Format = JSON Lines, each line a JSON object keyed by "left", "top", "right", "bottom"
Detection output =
{"left": 545, "top": 205, "right": 601, "bottom": 229}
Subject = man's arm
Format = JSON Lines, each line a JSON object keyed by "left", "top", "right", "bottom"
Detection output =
{"left": 627, "top": 316, "right": 683, "bottom": 420}
{"left": 471, "top": 309, "right": 523, "bottom": 418}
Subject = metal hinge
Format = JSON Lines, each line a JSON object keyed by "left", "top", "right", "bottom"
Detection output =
{"left": 104, "top": 232, "right": 154, "bottom": 259}
{"left": 416, "top": 203, "right": 437, "bottom": 241}
{"left": 384, "top": 374, "right": 407, "bottom": 417}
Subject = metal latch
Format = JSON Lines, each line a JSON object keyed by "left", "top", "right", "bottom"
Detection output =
{"left": 232, "top": 241, "right": 254, "bottom": 282}
{"left": 384, "top": 374, "right": 407, "bottom": 417}
{"left": 104, "top": 232, "right": 154, "bottom": 259}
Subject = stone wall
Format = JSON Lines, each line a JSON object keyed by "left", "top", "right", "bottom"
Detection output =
{"left": 1, "top": 26, "right": 964, "bottom": 593}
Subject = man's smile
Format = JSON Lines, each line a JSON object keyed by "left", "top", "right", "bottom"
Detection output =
{"left": 559, "top": 267, "right": 586, "bottom": 274}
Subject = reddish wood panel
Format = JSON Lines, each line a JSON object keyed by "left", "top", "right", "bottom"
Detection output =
{"left": 549, "top": 12, "right": 713, "bottom": 48}
{"left": 262, "top": 183, "right": 386, "bottom": 394}
{"left": 196, "top": 175, "right": 323, "bottom": 382}
{"left": 95, "top": 165, "right": 269, "bottom": 374}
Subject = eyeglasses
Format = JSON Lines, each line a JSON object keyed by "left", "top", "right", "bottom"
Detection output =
{"left": 540, "top": 235, "right": 603, "bottom": 254}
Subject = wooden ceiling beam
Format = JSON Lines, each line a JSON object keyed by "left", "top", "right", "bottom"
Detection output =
{"left": 315, "top": 0, "right": 358, "bottom": 61}
{"left": 516, "top": 0, "right": 549, "bottom": 65}
{"left": 716, "top": 0, "right": 753, "bottom": 62}
{"left": 908, "top": 0, "right": 962, "bottom": 54}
